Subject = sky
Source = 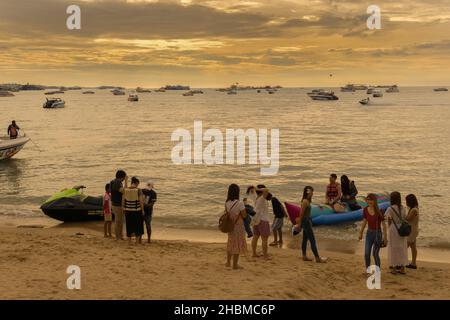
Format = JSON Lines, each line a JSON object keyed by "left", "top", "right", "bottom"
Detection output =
{"left": 0, "top": 0, "right": 449, "bottom": 87}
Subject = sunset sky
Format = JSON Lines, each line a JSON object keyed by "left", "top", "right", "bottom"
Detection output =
{"left": 0, "top": 0, "right": 449, "bottom": 87}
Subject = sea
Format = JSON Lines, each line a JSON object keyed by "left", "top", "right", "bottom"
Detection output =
{"left": 1, "top": 87, "right": 449, "bottom": 249}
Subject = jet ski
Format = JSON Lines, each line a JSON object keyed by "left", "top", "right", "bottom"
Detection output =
{"left": 40, "top": 186, "right": 104, "bottom": 222}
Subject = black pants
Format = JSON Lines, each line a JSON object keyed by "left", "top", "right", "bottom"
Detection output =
{"left": 301, "top": 218, "right": 319, "bottom": 258}
{"left": 143, "top": 214, "right": 152, "bottom": 239}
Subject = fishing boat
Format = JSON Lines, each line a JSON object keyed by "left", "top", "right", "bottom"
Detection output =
{"left": 434, "top": 87, "right": 448, "bottom": 92}
{"left": 0, "top": 135, "right": 30, "bottom": 160}
{"left": 43, "top": 98, "right": 65, "bottom": 108}
{"left": 307, "top": 90, "right": 339, "bottom": 100}
{"left": 359, "top": 97, "right": 370, "bottom": 105}
{"left": 285, "top": 193, "right": 390, "bottom": 226}
{"left": 128, "top": 94, "right": 139, "bottom": 101}
{"left": 40, "top": 186, "right": 104, "bottom": 222}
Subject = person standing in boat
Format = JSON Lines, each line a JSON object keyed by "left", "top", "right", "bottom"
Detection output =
{"left": 142, "top": 180, "right": 157, "bottom": 244}
{"left": 325, "top": 174, "right": 345, "bottom": 212}
{"left": 110, "top": 170, "right": 128, "bottom": 241}
{"left": 7, "top": 120, "right": 20, "bottom": 139}
{"left": 122, "top": 177, "right": 145, "bottom": 245}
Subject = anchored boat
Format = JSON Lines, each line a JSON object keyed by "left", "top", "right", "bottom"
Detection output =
{"left": 0, "top": 136, "right": 30, "bottom": 160}
{"left": 43, "top": 98, "right": 65, "bottom": 108}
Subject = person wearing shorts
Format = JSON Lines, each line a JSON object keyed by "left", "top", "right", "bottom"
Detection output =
{"left": 251, "top": 185, "right": 271, "bottom": 260}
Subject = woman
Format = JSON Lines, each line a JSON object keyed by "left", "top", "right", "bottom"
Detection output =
{"left": 406, "top": 194, "right": 419, "bottom": 269}
{"left": 298, "top": 186, "right": 327, "bottom": 263}
{"left": 385, "top": 191, "right": 408, "bottom": 274}
{"left": 359, "top": 193, "right": 387, "bottom": 273}
{"left": 225, "top": 184, "right": 247, "bottom": 270}
{"left": 122, "top": 177, "right": 145, "bottom": 244}
{"left": 341, "top": 175, "right": 361, "bottom": 211}
{"left": 251, "top": 185, "right": 271, "bottom": 259}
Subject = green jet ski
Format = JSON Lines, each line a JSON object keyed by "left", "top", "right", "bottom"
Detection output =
{"left": 40, "top": 186, "right": 104, "bottom": 222}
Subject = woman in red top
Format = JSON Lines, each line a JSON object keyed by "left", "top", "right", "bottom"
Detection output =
{"left": 359, "top": 193, "right": 387, "bottom": 274}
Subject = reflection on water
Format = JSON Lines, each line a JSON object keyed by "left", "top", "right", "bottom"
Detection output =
{"left": 1, "top": 88, "right": 450, "bottom": 247}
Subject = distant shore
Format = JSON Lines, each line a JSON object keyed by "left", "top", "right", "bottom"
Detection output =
{"left": 0, "top": 217, "right": 449, "bottom": 299}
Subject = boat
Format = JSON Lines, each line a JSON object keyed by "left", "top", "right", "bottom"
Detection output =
{"left": 359, "top": 97, "right": 370, "bottom": 105}
{"left": 128, "top": 94, "right": 139, "bottom": 101}
{"left": 307, "top": 90, "right": 339, "bottom": 100}
{"left": 43, "top": 98, "right": 65, "bottom": 108}
{"left": 352, "top": 84, "right": 368, "bottom": 90}
{"left": 164, "top": 85, "right": 190, "bottom": 91}
{"left": 0, "top": 135, "right": 30, "bottom": 160}
{"left": 45, "top": 90, "right": 64, "bottom": 95}
{"left": 372, "top": 90, "right": 383, "bottom": 98}
{"left": 111, "top": 89, "right": 126, "bottom": 95}
{"left": 267, "top": 88, "right": 276, "bottom": 94}
{"left": 183, "top": 91, "right": 194, "bottom": 96}
{"left": 340, "top": 84, "right": 356, "bottom": 92}
{"left": 191, "top": 90, "right": 204, "bottom": 94}
{"left": 155, "top": 88, "right": 166, "bottom": 92}
{"left": 0, "top": 91, "right": 14, "bottom": 97}
{"left": 82, "top": 91, "right": 95, "bottom": 94}
{"left": 227, "top": 89, "right": 237, "bottom": 95}
{"left": 366, "top": 87, "right": 375, "bottom": 94}
{"left": 40, "top": 186, "right": 104, "bottom": 222}
{"left": 136, "top": 87, "right": 151, "bottom": 93}
{"left": 434, "top": 87, "right": 448, "bottom": 92}
{"left": 386, "top": 85, "right": 399, "bottom": 93}
{"left": 285, "top": 193, "right": 390, "bottom": 226}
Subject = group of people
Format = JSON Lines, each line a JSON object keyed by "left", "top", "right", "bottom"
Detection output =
{"left": 103, "top": 170, "right": 157, "bottom": 244}
{"left": 224, "top": 179, "right": 420, "bottom": 274}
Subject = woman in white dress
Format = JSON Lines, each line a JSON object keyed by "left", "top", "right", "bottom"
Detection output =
{"left": 385, "top": 191, "right": 408, "bottom": 275}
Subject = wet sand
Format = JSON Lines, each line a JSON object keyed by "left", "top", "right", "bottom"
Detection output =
{"left": 1, "top": 217, "right": 449, "bottom": 300}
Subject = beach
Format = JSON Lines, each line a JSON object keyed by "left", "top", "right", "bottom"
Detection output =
{"left": 1, "top": 218, "right": 449, "bottom": 300}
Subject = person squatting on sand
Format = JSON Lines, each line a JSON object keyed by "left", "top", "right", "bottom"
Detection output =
{"left": 386, "top": 191, "right": 408, "bottom": 275}
{"left": 122, "top": 177, "right": 145, "bottom": 245}
{"left": 406, "top": 194, "right": 420, "bottom": 269}
{"left": 103, "top": 183, "right": 112, "bottom": 238}
{"left": 110, "top": 170, "right": 128, "bottom": 240}
{"left": 359, "top": 193, "right": 387, "bottom": 274}
{"left": 225, "top": 184, "right": 247, "bottom": 270}
{"left": 251, "top": 185, "right": 272, "bottom": 260}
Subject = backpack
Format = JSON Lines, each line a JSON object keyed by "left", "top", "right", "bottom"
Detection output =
{"left": 391, "top": 206, "right": 411, "bottom": 237}
{"left": 219, "top": 201, "right": 239, "bottom": 233}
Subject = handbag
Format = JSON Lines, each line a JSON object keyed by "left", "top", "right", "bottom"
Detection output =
{"left": 391, "top": 206, "right": 411, "bottom": 237}
{"left": 218, "top": 200, "right": 239, "bottom": 233}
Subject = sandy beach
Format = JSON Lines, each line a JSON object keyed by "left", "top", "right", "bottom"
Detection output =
{"left": 1, "top": 218, "right": 449, "bottom": 300}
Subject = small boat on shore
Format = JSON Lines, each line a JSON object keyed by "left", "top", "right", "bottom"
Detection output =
{"left": 41, "top": 186, "right": 104, "bottom": 222}
{"left": 128, "top": 94, "right": 139, "bottom": 101}
{"left": 0, "top": 135, "right": 30, "bottom": 160}
{"left": 434, "top": 87, "right": 448, "bottom": 92}
{"left": 43, "top": 98, "right": 65, "bottom": 108}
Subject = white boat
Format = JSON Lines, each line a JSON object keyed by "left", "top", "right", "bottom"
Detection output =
{"left": 111, "top": 89, "right": 126, "bottom": 95}
{"left": 43, "top": 98, "right": 65, "bottom": 108}
{"left": 307, "top": 90, "right": 339, "bottom": 100}
{"left": 434, "top": 87, "right": 448, "bottom": 92}
{"left": 0, "top": 136, "right": 30, "bottom": 160}
{"left": 386, "top": 85, "right": 399, "bottom": 93}
{"left": 128, "top": 94, "right": 139, "bottom": 101}
{"left": 372, "top": 90, "right": 383, "bottom": 98}
{"left": 359, "top": 98, "right": 370, "bottom": 105}
{"left": 267, "top": 88, "right": 276, "bottom": 94}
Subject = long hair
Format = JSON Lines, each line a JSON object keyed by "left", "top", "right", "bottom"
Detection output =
{"left": 390, "top": 191, "right": 402, "bottom": 209}
{"left": 406, "top": 194, "right": 419, "bottom": 209}
{"left": 246, "top": 185, "right": 255, "bottom": 195}
{"left": 366, "top": 193, "right": 381, "bottom": 216}
{"left": 341, "top": 175, "right": 350, "bottom": 195}
{"left": 302, "top": 186, "right": 314, "bottom": 202}
{"left": 226, "top": 184, "right": 240, "bottom": 202}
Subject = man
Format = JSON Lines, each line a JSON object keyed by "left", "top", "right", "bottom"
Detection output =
{"left": 110, "top": 170, "right": 128, "bottom": 240}
{"left": 7, "top": 120, "right": 20, "bottom": 139}
{"left": 325, "top": 173, "right": 345, "bottom": 212}
{"left": 142, "top": 180, "right": 157, "bottom": 243}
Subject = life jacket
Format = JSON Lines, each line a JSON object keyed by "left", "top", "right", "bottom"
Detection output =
{"left": 327, "top": 183, "right": 339, "bottom": 200}
{"left": 123, "top": 188, "right": 141, "bottom": 211}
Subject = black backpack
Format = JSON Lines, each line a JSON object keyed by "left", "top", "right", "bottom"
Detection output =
{"left": 391, "top": 206, "right": 411, "bottom": 237}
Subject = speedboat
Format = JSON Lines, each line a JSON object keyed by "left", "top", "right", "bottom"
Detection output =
{"left": 43, "top": 98, "right": 65, "bottom": 108}
{"left": 111, "top": 89, "right": 126, "bottom": 95}
{"left": 386, "top": 85, "right": 399, "bottom": 93}
{"left": 307, "top": 90, "right": 339, "bottom": 100}
{"left": 359, "top": 97, "right": 370, "bottom": 105}
{"left": 372, "top": 90, "right": 383, "bottom": 98}
{"left": 128, "top": 94, "right": 139, "bottom": 101}
{"left": 0, "top": 135, "right": 30, "bottom": 160}
{"left": 40, "top": 186, "right": 104, "bottom": 222}
{"left": 136, "top": 87, "right": 151, "bottom": 93}
{"left": 285, "top": 193, "right": 390, "bottom": 226}
{"left": 434, "top": 87, "right": 448, "bottom": 92}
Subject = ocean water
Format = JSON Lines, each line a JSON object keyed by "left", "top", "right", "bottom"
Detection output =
{"left": 1, "top": 87, "right": 449, "bottom": 248}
